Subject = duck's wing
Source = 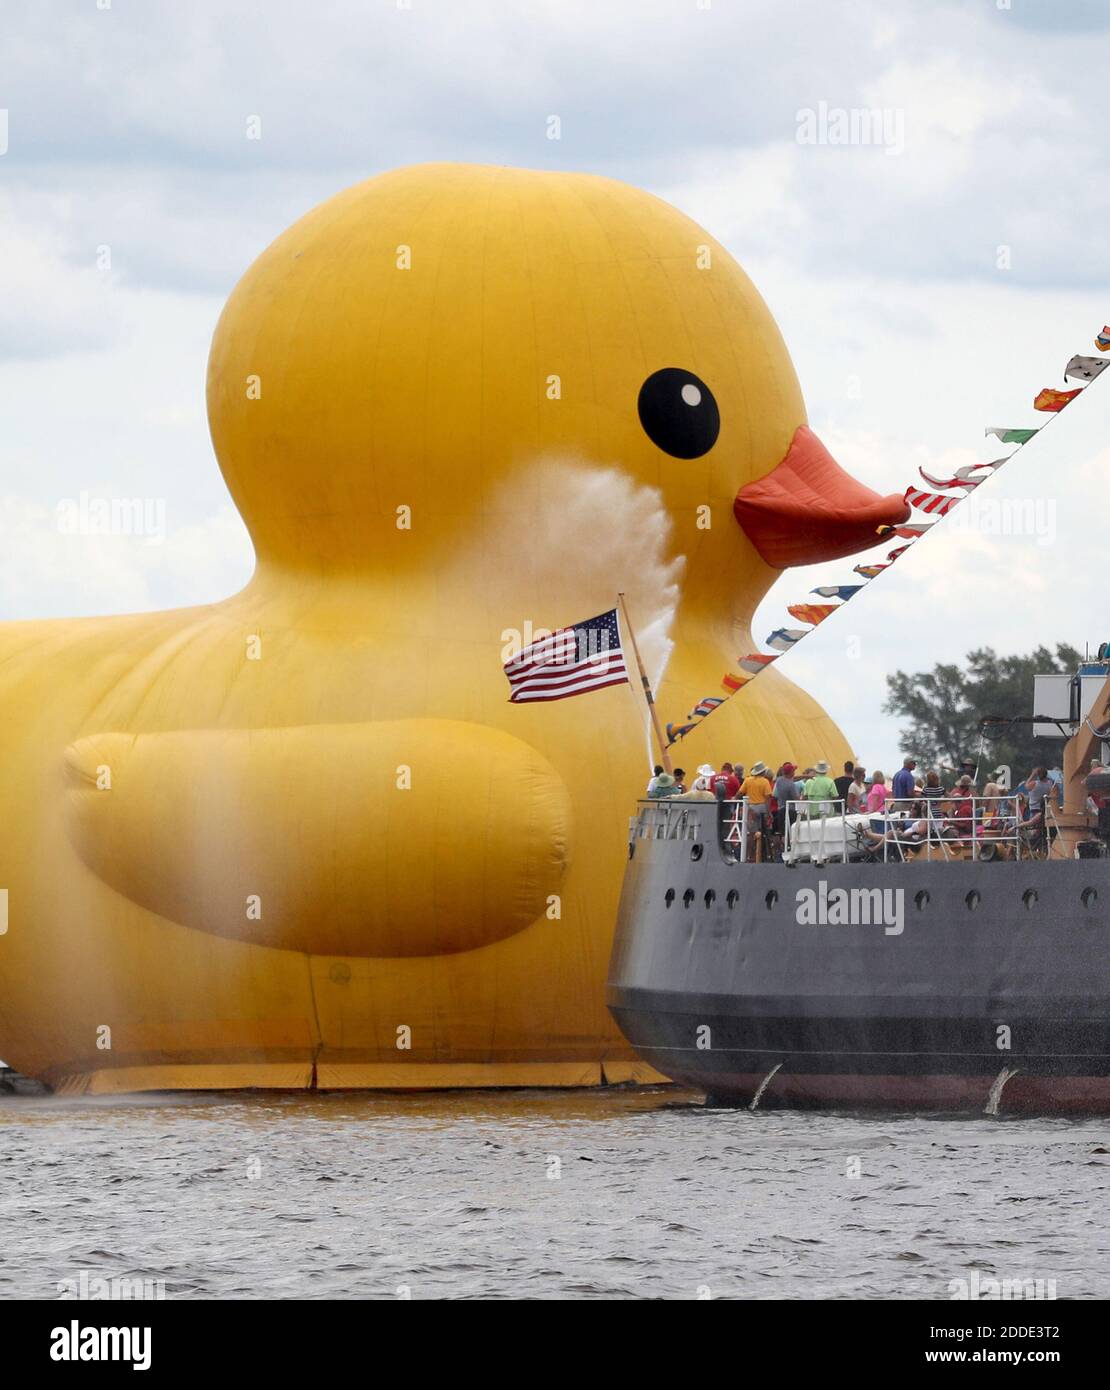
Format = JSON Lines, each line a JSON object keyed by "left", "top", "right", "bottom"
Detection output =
{"left": 65, "top": 720, "right": 571, "bottom": 958}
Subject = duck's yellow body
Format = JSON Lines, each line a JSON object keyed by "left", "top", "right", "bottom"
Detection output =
{"left": 0, "top": 164, "right": 871, "bottom": 1093}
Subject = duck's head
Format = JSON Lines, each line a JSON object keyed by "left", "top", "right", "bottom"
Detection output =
{"left": 207, "top": 163, "right": 907, "bottom": 579}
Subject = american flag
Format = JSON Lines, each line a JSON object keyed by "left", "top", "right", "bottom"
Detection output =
{"left": 503, "top": 608, "right": 629, "bottom": 703}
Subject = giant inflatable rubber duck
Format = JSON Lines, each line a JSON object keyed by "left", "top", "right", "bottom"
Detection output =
{"left": 0, "top": 164, "right": 908, "bottom": 1092}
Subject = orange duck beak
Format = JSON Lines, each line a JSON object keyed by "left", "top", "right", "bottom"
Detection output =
{"left": 734, "top": 425, "right": 911, "bottom": 568}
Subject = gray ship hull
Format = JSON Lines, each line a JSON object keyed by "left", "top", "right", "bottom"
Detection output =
{"left": 607, "top": 801, "right": 1110, "bottom": 1112}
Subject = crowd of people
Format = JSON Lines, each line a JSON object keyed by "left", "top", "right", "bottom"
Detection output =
{"left": 644, "top": 754, "right": 1107, "bottom": 859}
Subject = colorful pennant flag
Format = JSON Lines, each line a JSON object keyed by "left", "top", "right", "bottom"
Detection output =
{"left": 812, "top": 585, "right": 862, "bottom": 601}
{"left": 739, "top": 652, "right": 778, "bottom": 675}
{"left": 691, "top": 696, "right": 723, "bottom": 718}
{"left": 919, "top": 459, "right": 1006, "bottom": 491}
{"left": 765, "top": 627, "right": 808, "bottom": 652}
{"left": 666, "top": 721, "right": 696, "bottom": 744}
{"left": 1065, "top": 355, "right": 1108, "bottom": 382}
{"left": 853, "top": 562, "right": 886, "bottom": 579}
{"left": 877, "top": 521, "right": 934, "bottom": 540}
{"left": 787, "top": 603, "right": 838, "bottom": 627}
{"left": 720, "top": 672, "right": 748, "bottom": 694}
{"left": 985, "top": 427, "right": 1039, "bottom": 443}
{"left": 1034, "top": 386, "right": 1082, "bottom": 412}
{"left": 886, "top": 544, "right": 912, "bottom": 562}
{"left": 903, "top": 486, "right": 960, "bottom": 516}
{"left": 1096, "top": 326, "right": 1110, "bottom": 352}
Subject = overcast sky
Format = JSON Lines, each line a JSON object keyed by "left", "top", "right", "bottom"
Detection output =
{"left": 2, "top": 0, "right": 1107, "bottom": 768}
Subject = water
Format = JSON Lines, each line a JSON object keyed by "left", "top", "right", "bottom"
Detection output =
{"left": 2, "top": 1087, "right": 1108, "bottom": 1300}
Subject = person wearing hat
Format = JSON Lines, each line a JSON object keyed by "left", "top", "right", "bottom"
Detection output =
{"left": 647, "top": 772, "right": 679, "bottom": 799}
{"left": 957, "top": 757, "right": 978, "bottom": 792}
{"left": 741, "top": 760, "right": 773, "bottom": 810}
{"left": 738, "top": 760, "right": 774, "bottom": 857}
{"left": 676, "top": 768, "right": 717, "bottom": 801}
{"left": 804, "top": 760, "right": 839, "bottom": 818}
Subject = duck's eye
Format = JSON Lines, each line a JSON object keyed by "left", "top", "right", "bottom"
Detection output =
{"left": 637, "top": 368, "right": 720, "bottom": 459}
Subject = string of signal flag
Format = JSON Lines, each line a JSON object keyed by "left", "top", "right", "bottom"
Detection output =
{"left": 662, "top": 325, "right": 1110, "bottom": 746}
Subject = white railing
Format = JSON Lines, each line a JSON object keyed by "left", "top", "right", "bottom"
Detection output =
{"left": 635, "top": 792, "right": 1064, "bottom": 865}
{"left": 779, "top": 794, "right": 1039, "bottom": 865}
{"left": 632, "top": 800, "right": 702, "bottom": 845}
{"left": 722, "top": 798, "right": 750, "bottom": 862}
{"left": 878, "top": 794, "right": 1032, "bottom": 863}
{"left": 732, "top": 793, "right": 1052, "bottom": 865}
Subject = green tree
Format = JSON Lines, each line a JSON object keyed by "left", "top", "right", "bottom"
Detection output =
{"left": 883, "top": 643, "right": 1082, "bottom": 776}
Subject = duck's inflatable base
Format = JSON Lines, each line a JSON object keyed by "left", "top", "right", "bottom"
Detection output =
{"left": 45, "top": 1058, "right": 670, "bottom": 1097}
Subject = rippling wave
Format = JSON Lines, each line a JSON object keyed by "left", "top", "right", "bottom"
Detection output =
{"left": 2, "top": 1088, "right": 1107, "bottom": 1299}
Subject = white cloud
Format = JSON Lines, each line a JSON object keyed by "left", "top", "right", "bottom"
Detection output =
{"left": 0, "top": 200, "right": 123, "bottom": 358}
{"left": 1, "top": 0, "right": 1107, "bottom": 774}
{"left": 0, "top": 496, "right": 252, "bottom": 621}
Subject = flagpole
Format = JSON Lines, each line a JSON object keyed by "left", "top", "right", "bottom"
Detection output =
{"left": 617, "top": 591, "right": 672, "bottom": 775}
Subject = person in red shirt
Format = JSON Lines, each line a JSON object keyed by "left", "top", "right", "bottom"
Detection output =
{"left": 1089, "top": 757, "right": 1109, "bottom": 811}
{"left": 948, "top": 774, "right": 975, "bottom": 843}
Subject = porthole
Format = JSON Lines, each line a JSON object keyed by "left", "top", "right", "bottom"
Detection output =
{"left": 690, "top": 844, "right": 704, "bottom": 862}
{"left": 683, "top": 888, "right": 696, "bottom": 909}
{"left": 765, "top": 889, "right": 778, "bottom": 910}
{"left": 966, "top": 890, "right": 981, "bottom": 911}
{"left": 704, "top": 889, "right": 716, "bottom": 908}
{"left": 727, "top": 889, "right": 739, "bottom": 909}
{"left": 1022, "top": 888, "right": 1038, "bottom": 910}
{"left": 664, "top": 888, "right": 675, "bottom": 909}
{"left": 914, "top": 889, "right": 930, "bottom": 911}
{"left": 1082, "top": 887, "right": 1099, "bottom": 910}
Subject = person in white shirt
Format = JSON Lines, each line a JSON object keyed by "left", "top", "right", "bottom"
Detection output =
{"left": 847, "top": 766, "right": 867, "bottom": 813}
